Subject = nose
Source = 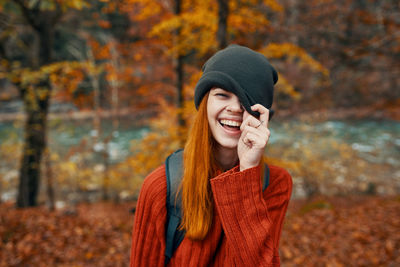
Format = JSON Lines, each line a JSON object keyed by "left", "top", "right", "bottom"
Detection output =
{"left": 226, "top": 97, "right": 243, "bottom": 113}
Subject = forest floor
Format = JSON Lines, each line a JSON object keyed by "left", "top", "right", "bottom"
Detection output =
{"left": 0, "top": 195, "right": 399, "bottom": 267}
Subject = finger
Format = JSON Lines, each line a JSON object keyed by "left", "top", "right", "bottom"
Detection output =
{"left": 242, "top": 125, "right": 270, "bottom": 143}
{"left": 240, "top": 114, "right": 252, "bottom": 131}
{"left": 240, "top": 126, "right": 255, "bottom": 147}
{"left": 242, "top": 136, "right": 251, "bottom": 146}
{"left": 240, "top": 127, "right": 251, "bottom": 145}
{"left": 251, "top": 104, "right": 269, "bottom": 128}
{"left": 242, "top": 132, "right": 264, "bottom": 148}
{"left": 240, "top": 114, "right": 262, "bottom": 132}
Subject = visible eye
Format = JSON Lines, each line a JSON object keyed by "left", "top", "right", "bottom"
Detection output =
{"left": 215, "top": 93, "right": 229, "bottom": 98}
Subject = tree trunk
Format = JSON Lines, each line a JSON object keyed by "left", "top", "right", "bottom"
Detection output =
{"left": 287, "top": 0, "right": 299, "bottom": 45}
{"left": 102, "top": 138, "right": 110, "bottom": 201}
{"left": 17, "top": 83, "right": 51, "bottom": 207}
{"left": 176, "top": 55, "right": 184, "bottom": 127}
{"left": 45, "top": 148, "right": 55, "bottom": 211}
{"left": 16, "top": 12, "right": 55, "bottom": 207}
{"left": 0, "top": 174, "right": 2, "bottom": 204}
{"left": 109, "top": 42, "right": 120, "bottom": 133}
{"left": 217, "top": 0, "right": 229, "bottom": 49}
{"left": 174, "top": 0, "right": 185, "bottom": 128}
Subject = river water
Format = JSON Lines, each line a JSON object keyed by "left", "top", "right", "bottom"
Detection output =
{"left": 269, "top": 119, "right": 399, "bottom": 167}
{"left": 1, "top": 118, "right": 399, "bottom": 199}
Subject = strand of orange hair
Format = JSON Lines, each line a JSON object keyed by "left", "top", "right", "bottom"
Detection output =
{"left": 180, "top": 92, "right": 219, "bottom": 240}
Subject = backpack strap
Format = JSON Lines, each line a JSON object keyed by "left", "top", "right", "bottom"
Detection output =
{"left": 263, "top": 163, "right": 270, "bottom": 191}
{"left": 165, "top": 149, "right": 185, "bottom": 265}
{"left": 164, "top": 149, "right": 270, "bottom": 265}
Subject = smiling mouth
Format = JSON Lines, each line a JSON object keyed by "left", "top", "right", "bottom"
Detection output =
{"left": 219, "top": 119, "right": 241, "bottom": 130}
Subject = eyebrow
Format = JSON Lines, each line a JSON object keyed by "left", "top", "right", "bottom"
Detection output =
{"left": 213, "top": 88, "right": 229, "bottom": 93}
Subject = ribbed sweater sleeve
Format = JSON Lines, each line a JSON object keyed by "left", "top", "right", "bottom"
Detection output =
{"left": 210, "top": 165, "right": 292, "bottom": 267}
{"left": 130, "top": 165, "right": 167, "bottom": 267}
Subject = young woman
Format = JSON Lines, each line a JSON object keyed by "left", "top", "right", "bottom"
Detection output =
{"left": 130, "top": 45, "right": 292, "bottom": 266}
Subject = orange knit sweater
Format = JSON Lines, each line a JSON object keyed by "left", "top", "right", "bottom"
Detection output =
{"left": 130, "top": 164, "right": 292, "bottom": 267}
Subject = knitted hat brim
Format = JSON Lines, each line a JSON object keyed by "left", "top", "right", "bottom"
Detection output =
{"left": 194, "top": 71, "right": 274, "bottom": 119}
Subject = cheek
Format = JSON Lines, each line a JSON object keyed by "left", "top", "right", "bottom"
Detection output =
{"left": 207, "top": 106, "right": 213, "bottom": 123}
{"left": 207, "top": 99, "right": 218, "bottom": 121}
{"left": 206, "top": 98, "right": 212, "bottom": 120}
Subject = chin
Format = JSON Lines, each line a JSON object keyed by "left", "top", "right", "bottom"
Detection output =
{"left": 214, "top": 137, "right": 239, "bottom": 150}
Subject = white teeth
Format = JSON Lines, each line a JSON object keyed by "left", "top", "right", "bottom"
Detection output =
{"left": 220, "top": 119, "right": 241, "bottom": 127}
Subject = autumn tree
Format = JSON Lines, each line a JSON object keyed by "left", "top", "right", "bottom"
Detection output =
{"left": 0, "top": 0, "right": 90, "bottom": 207}
{"left": 274, "top": 0, "right": 400, "bottom": 110}
{"left": 217, "top": 0, "right": 228, "bottom": 49}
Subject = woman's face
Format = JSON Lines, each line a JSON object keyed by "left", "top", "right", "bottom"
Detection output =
{"left": 207, "top": 88, "right": 245, "bottom": 150}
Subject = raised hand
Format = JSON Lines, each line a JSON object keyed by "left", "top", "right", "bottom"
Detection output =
{"left": 238, "top": 104, "right": 270, "bottom": 171}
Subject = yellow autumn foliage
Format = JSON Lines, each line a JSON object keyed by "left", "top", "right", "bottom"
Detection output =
{"left": 262, "top": 0, "right": 283, "bottom": 12}
{"left": 23, "top": 0, "right": 90, "bottom": 11}
{"left": 137, "top": 0, "right": 284, "bottom": 57}
{"left": 125, "top": 0, "right": 163, "bottom": 20}
{"left": 261, "top": 43, "right": 330, "bottom": 77}
{"left": 275, "top": 74, "right": 301, "bottom": 99}
{"left": 229, "top": 7, "right": 270, "bottom": 33}
{"left": 5, "top": 61, "right": 82, "bottom": 87}
{"left": 149, "top": 8, "right": 217, "bottom": 56}
{"left": 128, "top": 98, "right": 190, "bottom": 179}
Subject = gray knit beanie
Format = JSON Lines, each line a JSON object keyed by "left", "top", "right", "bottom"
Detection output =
{"left": 194, "top": 44, "right": 278, "bottom": 118}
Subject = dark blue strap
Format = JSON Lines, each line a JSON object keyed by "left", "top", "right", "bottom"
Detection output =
{"left": 165, "top": 149, "right": 184, "bottom": 266}
{"left": 263, "top": 164, "right": 270, "bottom": 191}
{"left": 165, "top": 214, "right": 181, "bottom": 264}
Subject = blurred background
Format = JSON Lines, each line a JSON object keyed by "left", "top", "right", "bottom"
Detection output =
{"left": 0, "top": 0, "right": 399, "bottom": 266}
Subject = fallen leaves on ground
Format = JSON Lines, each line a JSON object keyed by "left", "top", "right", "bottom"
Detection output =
{"left": 0, "top": 196, "right": 399, "bottom": 266}
{"left": 281, "top": 196, "right": 400, "bottom": 266}
{"left": 0, "top": 202, "right": 135, "bottom": 267}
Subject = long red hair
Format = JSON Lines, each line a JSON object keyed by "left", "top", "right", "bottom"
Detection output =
{"left": 179, "top": 92, "right": 265, "bottom": 240}
{"left": 180, "top": 92, "right": 219, "bottom": 240}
